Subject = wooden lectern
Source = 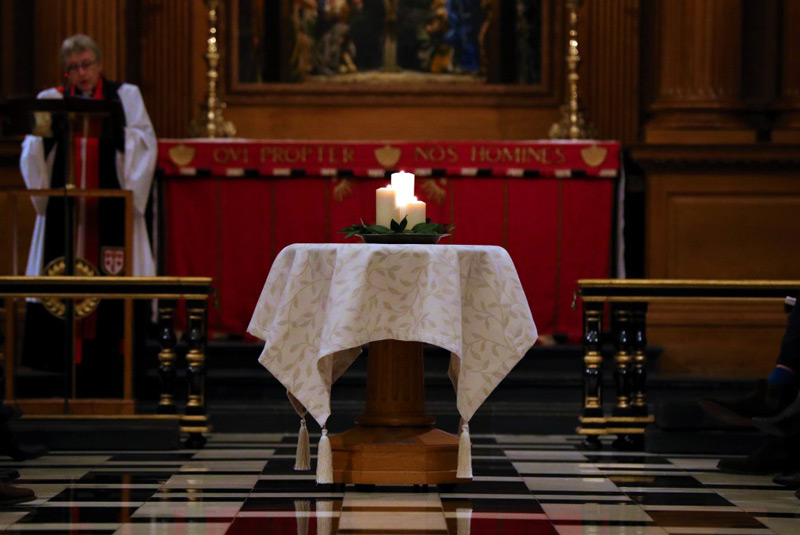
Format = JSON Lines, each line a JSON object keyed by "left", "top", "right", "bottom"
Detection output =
{"left": 5, "top": 97, "right": 132, "bottom": 414}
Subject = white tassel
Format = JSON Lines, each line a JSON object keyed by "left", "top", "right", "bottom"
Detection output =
{"left": 457, "top": 422, "right": 473, "bottom": 479}
{"left": 294, "top": 418, "right": 311, "bottom": 471}
{"left": 316, "top": 427, "right": 333, "bottom": 484}
{"left": 316, "top": 499, "right": 334, "bottom": 535}
{"left": 294, "top": 500, "right": 310, "bottom": 535}
{"left": 456, "top": 507, "right": 473, "bottom": 535}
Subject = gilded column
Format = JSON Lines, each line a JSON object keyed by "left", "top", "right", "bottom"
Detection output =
{"left": 771, "top": 0, "right": 800, "bottom": 143}
{"left": 644, "top": 0, "right": 755, "bottom": 144}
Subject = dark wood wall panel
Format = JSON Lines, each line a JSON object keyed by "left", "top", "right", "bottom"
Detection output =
{"left": 632, "top": 146, "right": 800, "bottom": 377}
{"left": 138, "top": 0, "right": 195, "bottom": 138}
{"left": 647, "top": 302, "right": 786, "bottom": 378}
{"left": 644, "top": 0, "right": 754, "bottom": 143}
{"left": 32, "top": 0, "right": 126, "bottom": 92}
{"left": 0, "top": 2, "right": 20, "bottom": 98}
{"left": 647, "top": 175, "right": 800, "bottom": 279}
{"left": 583, "top": 0, "right": 640, "bottom": 143}
{"left": 773, "top": 0, "right": 800, "bottom": 142}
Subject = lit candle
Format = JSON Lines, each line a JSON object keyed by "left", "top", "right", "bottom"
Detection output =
{"left": 406, "top": 197, "right": 426, "bottom": 228}
{"left": 391, "top": 171, "right": 415, "bottom": 209}
{"left": 375, "top": 186, "right": 396, "bottom": 228}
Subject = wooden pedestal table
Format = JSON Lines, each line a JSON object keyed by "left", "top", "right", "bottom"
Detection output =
{"left": 249, "top": 243, "right": 538, "bottom": 487}
{"left": 330, "top": 339, "right": 467, "bottom": 485}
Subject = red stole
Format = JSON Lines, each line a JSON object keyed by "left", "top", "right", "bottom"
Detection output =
{"left": 58, "top": 79, "right": 106, "bottom": 361}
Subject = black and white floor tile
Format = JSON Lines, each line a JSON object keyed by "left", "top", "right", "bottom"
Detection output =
{"left": 1, "top": 433, "right": 799, "bottom": 534}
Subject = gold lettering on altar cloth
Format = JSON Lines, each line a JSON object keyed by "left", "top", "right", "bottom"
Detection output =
{"left": 213, "top": 146, "right": 250, "bottom": 164}
{"left": 257, "top": 146, "right": 354, "bottom": 165}
{"left": 414, "top": 146, "right": 458, "bottom": 164}
{"left": 315, "top": 147, "right": 354, "bottom": 165}
{"left": 470, "top": 146, "right": 566, "bottom": 165}
{"left": 259, "top": 146, "right": 314, "bottom": 164}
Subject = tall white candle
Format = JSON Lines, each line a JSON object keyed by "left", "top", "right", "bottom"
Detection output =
{"left": 391, "top": 171, "right": 415, "bottom": 209}
{"left": 375, "top": 186, "right": 396, "bottom": 227}
{"left": 406, "top": 198, "right": 426, "bottom": 228}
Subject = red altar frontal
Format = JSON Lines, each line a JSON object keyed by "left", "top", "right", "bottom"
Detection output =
{"left": 157, "top": 140, "right": 621, "bottom": 341}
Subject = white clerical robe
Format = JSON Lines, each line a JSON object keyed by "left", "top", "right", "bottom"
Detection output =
{"left": 19, "top": 83, "right": 158, "bottom": 277}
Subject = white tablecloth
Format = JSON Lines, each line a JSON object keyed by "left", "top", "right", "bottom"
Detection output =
{"left": 248, "top": 243, "right": 538, "bottom": 429}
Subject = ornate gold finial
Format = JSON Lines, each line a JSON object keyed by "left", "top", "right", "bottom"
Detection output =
{"left": 549, "top": 0, "right": 596, "bottom": 140}
{"left": 190, "top": 0, "right": 236, "bottom": 138}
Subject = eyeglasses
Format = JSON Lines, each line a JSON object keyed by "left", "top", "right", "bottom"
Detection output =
{"left": 65, "top": 60, "right": 97, "bottom": 75}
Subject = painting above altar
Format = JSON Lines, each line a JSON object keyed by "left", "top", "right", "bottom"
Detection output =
{"left": 234, "top": 0, "right": 546, "bottom": 85}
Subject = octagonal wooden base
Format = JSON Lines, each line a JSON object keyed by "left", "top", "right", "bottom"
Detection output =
{"left": 330, "top": 425, "right": 466, "bottom": 485}
{"left": 330, "top": 339, "right": 472, "bottom": 485}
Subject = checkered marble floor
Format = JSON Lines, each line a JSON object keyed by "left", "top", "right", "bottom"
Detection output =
{"left": 2, "top": 433, "right": 800, "bottom": 534}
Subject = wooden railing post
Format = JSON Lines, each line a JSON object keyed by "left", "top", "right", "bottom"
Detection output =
{"left": 609, "top": 304, "right": 640, "bottom": 449}
{"left": 631, "top": 303, "right": 649, "bottom": 417}
{"left": 577, "top": 300, "right": 605, "bottom": 449}
{"left": 183, "top": 300, "right": 209, "bottom": 447}
{"left": 156, "top": 300, "right": 178, "bottom": 415}
{"left": 611, "top": 305, "right": 633, "bottom": 414}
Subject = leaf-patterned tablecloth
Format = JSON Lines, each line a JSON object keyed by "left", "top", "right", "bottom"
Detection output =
{"left": 248, "top": 243, "right": 538, "bottom": 429}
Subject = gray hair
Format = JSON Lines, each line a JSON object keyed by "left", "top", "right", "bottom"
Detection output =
{"left": 60, "top": 34, "right": 102, "bottom": 68}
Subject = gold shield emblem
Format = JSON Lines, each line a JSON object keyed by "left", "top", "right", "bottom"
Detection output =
{"left": 580, "top": 145, "right": 608, "bottom": 167}
{"left": 375, "top": 145, "right": 402, "bottom": 168}
{"left": 168, "top": 144, "right": 196, "bottom": 167}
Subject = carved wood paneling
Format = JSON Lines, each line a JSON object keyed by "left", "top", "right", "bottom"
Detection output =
{"left": 632, "top": 146, "right": 800, "bottom": 377}
{"left": 778, "top": 0, "right": 800, "bottom": 104}
{"left": 645, "top": 173, "right": 800, "bottom": 280}
{"left": 772, "top": 0, "right": 800, "bottom": 142}
{"left": 647, "top": 302, "right": 786, "bottom": 377}
{"left": 644, "top": 0, "right": 755, "bottom": 143}
{"left": 0, "top": 159, "right": 35, "bottom": 277}
{"left": 138, "top": 0, "right": 196, "bottom": 138}
{"left": 224, "top": 104, "right": 561, "bottom": 141}
{"left": 0, "top": 2, "right": 22, "bottom": 99}
{"left": 32, "top": 0, "right": 127, "bottom": 91}
{"left": 583, "top": 0, "right": 640, "bottom": 144}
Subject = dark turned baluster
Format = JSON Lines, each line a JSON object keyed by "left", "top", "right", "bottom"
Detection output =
{"left": 631, "top": 303, "right": 649, "bottom": 418}
{"left": 611, "top": 304, "right": 641, "bottom": 450}
{"left": 579, "top": 300, "right": 605, "bottom": 449}
{"left": 183, "top": 300, "right": 208, "bottom": 448}
{"left": 156, "top": 300, "right": 178, "bottom": 415}
{"left": 612, "top": 306, "right": 633, "bottom": 415}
